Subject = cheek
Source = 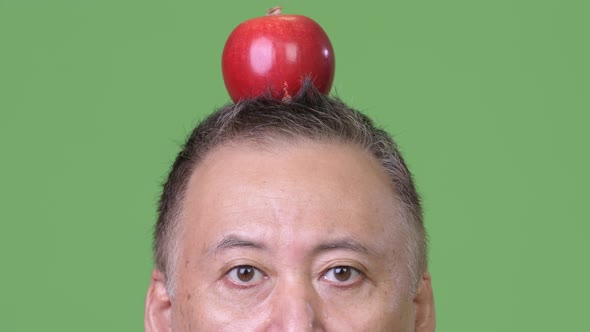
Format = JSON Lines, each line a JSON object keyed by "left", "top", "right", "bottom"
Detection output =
{"left": 173, "top": 297, "right": 271, "bottom": 331}
{"left": 171, "top": 271, "right": 271, "bottom": 331}
{"left": 320, "top": 292, "right": 413, "bottom": 331}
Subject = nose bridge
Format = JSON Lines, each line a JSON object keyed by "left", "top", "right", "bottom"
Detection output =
{"left": 268, "top": 275, "right": 321, "bottom": 331}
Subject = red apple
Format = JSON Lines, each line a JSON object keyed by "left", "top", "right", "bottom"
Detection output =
{"left": 222, "top": 7, "right": 335, "bottom": 102}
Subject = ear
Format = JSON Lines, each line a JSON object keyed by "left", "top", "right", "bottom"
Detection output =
{"left": 414, "top": 272, "right": 436, "bottom": 332}
{"left": 145, "top": 269, "right": 172, "bottom": 332}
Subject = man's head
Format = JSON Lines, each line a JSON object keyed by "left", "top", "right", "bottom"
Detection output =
{"left": 145, "top": 81, "right": 435, "bottom": 331}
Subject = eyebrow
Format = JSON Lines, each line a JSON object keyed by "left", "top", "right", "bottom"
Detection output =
{"left": 214, "top": 234, "right": 267, "bottom": 255}
{"left": 314, "top": 237, "right": 371, "bottom": 256}
{"left": 213, "top": 234, "right": 372, "bottom": 256}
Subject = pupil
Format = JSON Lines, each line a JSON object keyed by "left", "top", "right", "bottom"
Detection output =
{"left": 237, "top": 266, "right": 254, "bottom": 282}
{"left": 334, "top": 267, "right": 351, "bottom": 281}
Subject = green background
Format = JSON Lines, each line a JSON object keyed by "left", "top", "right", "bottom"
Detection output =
{"left": 1, "top": 0, "right": 588, "bottom": 330}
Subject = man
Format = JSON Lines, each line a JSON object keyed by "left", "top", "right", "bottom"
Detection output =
{"left": 144, "top": 80, "right": 436, "bottom": 331}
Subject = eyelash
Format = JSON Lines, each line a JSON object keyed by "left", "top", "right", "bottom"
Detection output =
{"left": 224, "top": 265, "right": 364, "bottom": 289}
{"left": 321, "top": 266, "right": 363, "bottom": 287}
{"left": 225, "top": 265, "right": 266, "bottom": 288}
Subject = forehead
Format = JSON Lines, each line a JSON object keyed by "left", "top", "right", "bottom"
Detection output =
{"left": 181, "top": 140, "right": 404, "bottom": 253}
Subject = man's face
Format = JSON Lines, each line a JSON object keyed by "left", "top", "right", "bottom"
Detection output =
{"left": 146, "top": 141, "right": 434, "bottom": 331}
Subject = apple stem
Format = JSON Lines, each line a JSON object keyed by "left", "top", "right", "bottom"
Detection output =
{"left": 267, "top": 6, "right": 282, "bottom": 15}
{"left": 282, "top": 81, "right": 292, "bottom": 102}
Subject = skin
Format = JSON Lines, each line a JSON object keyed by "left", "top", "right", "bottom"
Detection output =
{"left": 145, "top": 140, "right": 435, "bottom": 331}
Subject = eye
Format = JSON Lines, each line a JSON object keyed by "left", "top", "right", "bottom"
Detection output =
{"left": 322, "top": 266, "right": 362, "bottom": 286}
{"left": 226, "top": 265, "right": 265, "bottom": 286}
